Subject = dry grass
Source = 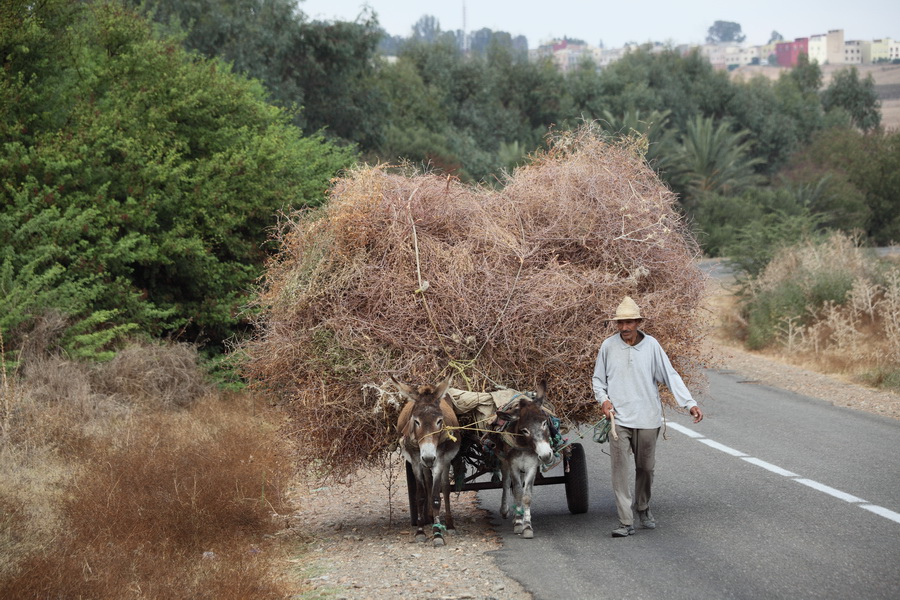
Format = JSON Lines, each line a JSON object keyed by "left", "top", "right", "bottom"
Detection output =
{"left": 729, "top": 233, "right": 900, "bottom": 388}
{"left": 0, "top": 342, "right": 295, "bottom": 599}
{"left": 243, "top": 124, "right": 710, "bottom": 480}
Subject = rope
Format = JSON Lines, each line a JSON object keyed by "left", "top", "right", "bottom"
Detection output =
{"left": 442, "top": 415, "right": 500, "bottom": 440}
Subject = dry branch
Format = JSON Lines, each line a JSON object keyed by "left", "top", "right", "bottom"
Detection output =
{"left": 242, "top": 125, "right": 709, "bottom": 479}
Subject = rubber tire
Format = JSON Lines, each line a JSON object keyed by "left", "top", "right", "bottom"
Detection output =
{"left": 405, "top": 461, "right": 418, "bottom": 526}
{"left": 564, "top": 442, "right": 589, "bottom": 514}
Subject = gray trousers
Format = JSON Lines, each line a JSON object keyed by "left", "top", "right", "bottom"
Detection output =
{"left": 609, "top": 425, "right": 660, "bottom": 526}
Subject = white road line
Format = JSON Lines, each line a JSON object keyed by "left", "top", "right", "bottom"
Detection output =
{"left": 665, "top": 421, "right": 704, "bottom": 438}
{"left": 793, "top": 478, "right": 866, "bottom": 503}
{"left": 859, "top": 504, "right": 900, "bottom": 524}
{"left": 741, "top": 456, "right": 798, "bottom": 477}
{"left": 668, "top": 424, "right": 897, "bottom": 525}
{"left": 697, "top": 438, "right": 748, "bottom": 456}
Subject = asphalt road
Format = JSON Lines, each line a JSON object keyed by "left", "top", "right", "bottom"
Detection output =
{"left": 476, "top": 368, "right": 900, "bottom": 600}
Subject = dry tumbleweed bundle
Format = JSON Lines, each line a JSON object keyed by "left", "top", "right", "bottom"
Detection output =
{"left": 243, "top": 125, "right": 709, "bottom": 479}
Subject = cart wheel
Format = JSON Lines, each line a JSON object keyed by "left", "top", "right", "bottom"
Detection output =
{"left": 564, "top": 443, "right": 589, "bottom": 514}
{"left": 405, "top": 461, "right": 418, "bottom": 527}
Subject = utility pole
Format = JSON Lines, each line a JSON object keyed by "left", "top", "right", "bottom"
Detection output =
{"left": 462, "top": 0, "right": 469, "bottom": 53}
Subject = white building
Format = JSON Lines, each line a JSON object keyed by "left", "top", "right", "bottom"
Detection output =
{"left": 808, "top": 30, "right": 844, "bottom": 65}
{"left": 871, "top": 38, "right": 894, "bottom": 62}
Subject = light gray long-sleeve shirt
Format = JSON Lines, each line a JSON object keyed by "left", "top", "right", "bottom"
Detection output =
{"left": 591, "top": 330, "right": 697, "bottom": 429}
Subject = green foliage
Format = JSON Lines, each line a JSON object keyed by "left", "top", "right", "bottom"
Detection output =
{"left": 373, "top": 39, "right": 564, "bottom": 181}
{"left": 671, "top": 115, "right": 765, "bottom": 206}
{"left": 0, "top": 0, "right": 355, "bottom": 356}
{"left": 596, "top": 108, "right": 678, "bottom": 173}
{"left": 738, "top": 234, "right": 871, "bottom": 350}
{"left": 706, "top": 20, "right": 746, "bottom": 44}
{"left": 789, "top": 54, "right": 823, "bottom": 97}
{"left": 691, "top": 187, "right": 796, "bottom": 257}
{"left": 781, "top": 126, "right": 900, "bottom": 244}
{"left": 594, "top": 49, "right": 733, "bottom": 131}
{"left": 742, "top": 270, "right": 856, "bottom": 350}
{"left": 723, "top": 210, "right": 823, "bottom": 278}
{"left": 821, "top": 67, "right": 881, "bottom": 132}
{"left": 858, "top": 366, "right": 900, "bottom": 392}
{"left": 290, "top": 18, "right": 389, "bottom": 149}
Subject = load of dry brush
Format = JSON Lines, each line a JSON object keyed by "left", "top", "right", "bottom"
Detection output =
{"left": 242, "top": 126, "right": 709, "bottom": 479}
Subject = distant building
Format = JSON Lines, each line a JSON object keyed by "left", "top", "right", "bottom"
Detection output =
{"left": 775, "top": 38, "right": 809, "bottom": 67}
{"left": 757, "top": 42, "right": 779, "bottom": 65}
{"left": 844, "top": 39, "right": 872, "bottom": 64}
{"left": 807, "top": 30, "right": 843, "bottom": 64}
{"left": 728, "top": 45, "right": 760, "bottom": 68}
{"left": 526, "top": 26, "right": 893, "bottom": 71}
{"left": 533, "top": 38, "right": 600, "bottom": 72}
{"left": 702, "top": 44, "right": 728, "bottom": 69}
{"left": 871, "top": 38, "right": 894, "bottom": 62}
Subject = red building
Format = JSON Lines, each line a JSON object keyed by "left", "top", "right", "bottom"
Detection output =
{"left": 775, "top": 38, "right": 809, "bottom": 67}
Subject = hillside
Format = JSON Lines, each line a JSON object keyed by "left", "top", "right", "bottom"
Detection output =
{"left": 730, "top": 63, "right": 900, "bottom": 130}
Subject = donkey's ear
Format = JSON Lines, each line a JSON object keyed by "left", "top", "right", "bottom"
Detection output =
{"left": 434, "top": 373, "right": 453, "bottom": 400}
{"left": 390, "top": 374, "right": 416, "bottom": 400}
{"left": 533, "top": 380, "right": 547, "bottom": 407}
{"left": 496, "top": 410, "right": 517, "bottom": 423}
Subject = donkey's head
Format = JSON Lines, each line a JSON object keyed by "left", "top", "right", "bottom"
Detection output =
{"left": 496, "top": 380, "right": 553, "bottom": 464}
{"left": 392, "top": 374, "right": 454, "bottom": 468}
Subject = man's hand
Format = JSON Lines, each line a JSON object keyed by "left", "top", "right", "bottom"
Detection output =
{"left": 601, "top": 399, "right": 614, "bottom": 420}
{"left": 690, "top": 406, "right": 703, "bottom": 423}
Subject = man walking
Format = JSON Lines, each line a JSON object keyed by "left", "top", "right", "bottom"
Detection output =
{"left": 591, "top": 296, "right": 703, "bottom": 537}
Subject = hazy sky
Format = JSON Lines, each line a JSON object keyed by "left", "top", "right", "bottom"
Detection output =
{"left": 297, "top": 0, "right": 898, "bottom": 49}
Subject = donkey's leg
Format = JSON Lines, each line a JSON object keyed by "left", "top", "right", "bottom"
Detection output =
{"left": 414, "top": 476, "right": 428, "bottom": 542}
{"left": 499, "top": 460, "right": 512, "bottom": 520}
{"left": 511, "top": 469, "right": 526, "bottom": 535}
{"left": 440, "top": 468, "right": 455, "bottom": 531}
{"left": 426, "top": 468, "right": 447, "bottom": 547}
{"left": 520, "top": 464, "right": 538, "bottom": 539}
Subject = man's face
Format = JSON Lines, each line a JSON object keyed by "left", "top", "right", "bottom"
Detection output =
{"left": 616, "top": 319, "right": 642, "bottom": 345}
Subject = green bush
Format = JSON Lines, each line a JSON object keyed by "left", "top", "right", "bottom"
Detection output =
{"left": 739, "top": 233, "right": 871, "bottom": 350}
{"left": 0, "top": 0, "right": 355, "bottom": 357}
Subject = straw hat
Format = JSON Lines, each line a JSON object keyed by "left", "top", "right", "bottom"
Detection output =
{"left": 611, "top": 296, "right": 643, "bottom": 321}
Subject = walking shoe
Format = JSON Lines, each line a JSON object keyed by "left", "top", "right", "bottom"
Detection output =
{"left": 638, "top": 508, "right": 656, "bottom": 529}
{"left": 611, "top": 523, "right": 635, "bottom": 537}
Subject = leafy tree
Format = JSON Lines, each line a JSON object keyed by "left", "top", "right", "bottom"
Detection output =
{"left": 468, "top": 28, "right": 527, "bottom": 57}
{"left": 412, "top": 15, "right": 447, "bottom": 43}
{"left": 784, "top": 126, "right": 900, "bottom": 244}
{"left": 821, "top": 67, "right": 881, "bottom": 132}
{"left": 596, "top": 49, "right": 734, "bottom": 131}
{"left": 774, "top": 66, "right": 825, "bottom": 141}
{"left": 769, "top": 31, "right": 784, "bottom": 44}
{"left": 0, "top": 0, "right": 354, "bottom": 356}
{"left": 289, "top": 17, "right": 389, "bottom": 149}
{"left": 790, "top": 53, "right": 823, "bottom": 96}
{"left": 726, "top": 75, "right": 802, "bottom": 173}
{"left": 692, "top": 187, "right": 813, "bottom": 258}
{"left": 129, "top": 0, "right": 389, "bottom": 150}
{"left": 125, "top": 0, "right": 305, "bottom": 111}
{"left": 564, "top": 58, "right": 606, "bottom": 118}
{"left": 706, "top": 21, "right": 746, "bottom": 44}
{"left": 724, "top": 210, "right": 823, "bottom": 279}
{"left": 671, "top": 116, "right": 765, "bottom": 207}
{"left": 596, "top": 109, "right": 678, "bottom": 174}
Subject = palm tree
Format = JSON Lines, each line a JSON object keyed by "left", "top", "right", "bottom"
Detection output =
{"left": 599, "top": 108, "right": 678, "bottom": 175}
{"left": 673, "top": 115, "right": 765, "bottom": 208}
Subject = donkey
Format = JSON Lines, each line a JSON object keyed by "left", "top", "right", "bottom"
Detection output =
{"left": 393, "top": 373, "right": 461, "bottom": 546}
{"left": 495, "top": 381, "right": 555, "bottom": 539}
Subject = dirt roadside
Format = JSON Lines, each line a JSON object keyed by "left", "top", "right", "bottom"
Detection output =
{"left": 281, "top": 279, "right": 900, "bottom": 600}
